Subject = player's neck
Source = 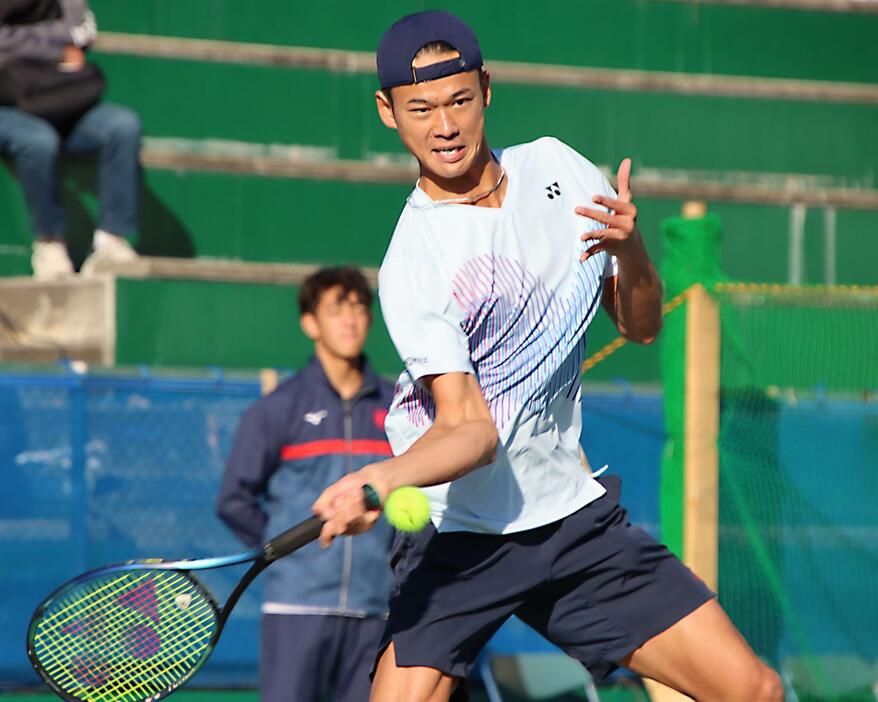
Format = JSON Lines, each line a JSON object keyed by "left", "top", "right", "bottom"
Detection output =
{"left": 418, "top": 140, "right": 506, "bottom": 208}
{"left": 315, "top": 347, "right": 364, "bottom": 400}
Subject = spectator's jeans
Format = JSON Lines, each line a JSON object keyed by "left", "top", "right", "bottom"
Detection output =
{"left": 0, "top": 103, "right": 141, "bottom": 239}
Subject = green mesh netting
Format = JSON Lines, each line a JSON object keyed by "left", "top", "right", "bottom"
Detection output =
{"left": 717, "top": 286, "right": 878, "bottom": 702}
{"left": 660, "top": 209, "right": 878, "bottom": 699}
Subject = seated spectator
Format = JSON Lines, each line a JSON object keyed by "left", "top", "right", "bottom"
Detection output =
{"left": 0, "top": 0, "right": 141, "bottom": 279}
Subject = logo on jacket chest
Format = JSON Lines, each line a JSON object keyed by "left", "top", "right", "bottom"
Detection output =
{"left": 303, "top": 410, "right": 328, "bottom": 426}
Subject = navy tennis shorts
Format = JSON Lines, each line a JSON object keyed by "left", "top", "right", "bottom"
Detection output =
{"left": 375, "top": 476, "right": 714, "bottom": 692}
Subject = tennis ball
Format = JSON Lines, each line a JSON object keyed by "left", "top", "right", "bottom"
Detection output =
{"left": 384, "top": 486, "right": 431, "bottom": 533}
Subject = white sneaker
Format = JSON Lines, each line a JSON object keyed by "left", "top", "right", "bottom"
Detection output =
{"left": 80, "top": 230, "right": 139, "bottom": 277}
{"left": 31, "top": 240, "right": 75, "bottom": 281}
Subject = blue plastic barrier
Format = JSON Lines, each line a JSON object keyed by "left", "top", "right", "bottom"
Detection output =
{"left": 0, "top": 369, "right": 664, "bottom": 687}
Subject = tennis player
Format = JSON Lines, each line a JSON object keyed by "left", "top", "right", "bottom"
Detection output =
{"left": 313, "top": 11, "right": 783, "bottom": 702}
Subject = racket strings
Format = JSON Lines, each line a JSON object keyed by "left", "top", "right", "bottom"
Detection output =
{"left": 40, "top": 576, "right": 213, "bottom": 701}
{"left": 37, "top": 582, "right": 206, "bottom": 700}
{"left": 40, "top": 574, "right": 214, "bottom": 664}
{"left": 31, "top": 569, "right": 218, "bottom": 702}
{"left": 38, "top": 573, "right": 209, "bottom": 681}
{"left": 36, "top": 571, "right": 214, "bottom": 701}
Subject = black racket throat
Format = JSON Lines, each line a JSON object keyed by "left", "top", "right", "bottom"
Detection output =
{"left": 215, "top": 515, "right": 325, "bottom": 631}
{"left": 214, "top": 557, "right": 267, "bottom": 631}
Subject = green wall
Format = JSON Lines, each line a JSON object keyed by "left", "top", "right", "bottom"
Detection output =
{"left": 115, "top": 278, "right": 401, "bottom": 374}
{"left": 1, "top": 1, "right": 875, "bottom": 373}
{"left": 87, "top": 53, "right": 876, "bottom": 180}
{"left": 87, "top": 0, "right": 878, "bottom": 84}
{"left": 112, "top": 276, "right": 661, "bottom": 382}
{"left": 3, "top": 163, "right": 871, "bottom": 286}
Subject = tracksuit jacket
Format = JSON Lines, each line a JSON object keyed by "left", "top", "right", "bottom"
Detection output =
{"left": 216, "top": 356, "right": 396, "bottom": 617}
{"left": 0, "top": 0, "right": 96, "bottom": 67}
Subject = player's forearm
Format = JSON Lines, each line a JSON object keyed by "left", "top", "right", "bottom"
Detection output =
{"left": 614, "top": 234, "right": 663, "bottom": 344}
{"left": 366, "top": 418, "right": 498, "bottom": 497}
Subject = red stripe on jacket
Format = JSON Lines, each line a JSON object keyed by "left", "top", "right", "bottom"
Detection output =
{"left": 280, "top": 439, "right": 393, "bottom": 461}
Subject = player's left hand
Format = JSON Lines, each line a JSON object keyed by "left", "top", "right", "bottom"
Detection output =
{"left": 311, "top": 468, "right": 384, "bottom": 548}
{"left": 575, "top": 158, "right": 643, "bottom": 262}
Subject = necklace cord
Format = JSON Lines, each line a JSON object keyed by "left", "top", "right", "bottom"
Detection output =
{"left": 415, "top": 166, "right": 507, "bottom": 207}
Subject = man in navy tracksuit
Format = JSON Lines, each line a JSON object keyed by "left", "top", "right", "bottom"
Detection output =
{"left": 217, "top": 266, "right": 396, "bottom": 702}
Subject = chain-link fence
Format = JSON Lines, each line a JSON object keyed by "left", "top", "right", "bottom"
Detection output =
{"left": 0, "top": 368, "right": 263, "bottom": 686}
{"left": 0, "top": 367, "right": 665, "bottom": 689}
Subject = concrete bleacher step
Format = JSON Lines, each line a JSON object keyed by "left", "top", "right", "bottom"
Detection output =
{"left": 0, "top": 255, "right": 659, "bottom": 382}
{"left": 0, "top": 162, "right": 411, "bottom": 278}
{"left": 0, "top": 258, "right": 392, "bottom": 372}
{"left": 83, "top": 255, "right": 377, "bottom": 286}
{"left": 2, "top": 158, "right": 874, "bottom": 289}
{"left": 0, "top": 277, "right": 113, "bottom": 364}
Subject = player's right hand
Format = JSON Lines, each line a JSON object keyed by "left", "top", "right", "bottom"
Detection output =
{"left": 575, "top": 158, "right": 643, "bottom": 263}
{"left": 311, "top": 468, "right": 385, "bottom": 548}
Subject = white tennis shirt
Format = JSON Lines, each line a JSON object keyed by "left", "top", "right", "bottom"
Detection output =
{"left": 379, "top": 137, "right": 618, "bottom": 534}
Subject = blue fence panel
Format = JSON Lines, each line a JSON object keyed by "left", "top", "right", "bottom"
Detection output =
{"left": 485, "top": 387, "right": 664, "bottom": 665}
{"left": 0, "top": 370, "right": 664, "bottom": 688}
{"left": 0, "top": 369, "right": 262, "bottom": 687}
{"left": 776, "top": 399, "right": 878, "bottom": 662}
{"left": 580, "top": 387, "right": 664, "bottom": 536}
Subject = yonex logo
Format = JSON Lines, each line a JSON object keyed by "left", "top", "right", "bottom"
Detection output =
{"left": 545, "top": 182, "right": 561, "bottom": 199}
{"left": 304, "top": 410, "right": 328, "bottom": 426}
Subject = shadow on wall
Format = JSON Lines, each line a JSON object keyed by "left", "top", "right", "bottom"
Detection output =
{"left": 61, "top": 159, "right": 195, "bottom": 269}
{"left": 0, "top": 159, "right": 37, "bottom": 277}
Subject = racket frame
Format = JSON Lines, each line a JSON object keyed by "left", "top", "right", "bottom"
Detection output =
{"left": 26, "top": 515, "right": 324, "bottom": 702}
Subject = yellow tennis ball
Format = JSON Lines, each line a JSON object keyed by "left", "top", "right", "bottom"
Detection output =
{"left": 384, "top": 486, "right": 431, "bottom": 532}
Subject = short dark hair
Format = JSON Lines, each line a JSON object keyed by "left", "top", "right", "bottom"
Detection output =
{"left": 381, "top": 41, "right": 485, "bottom": 108}
{"left": 298, "top": 266, "right": 373, "bottom": 316}
{"left": 415, "top": 40, "right": 458, "bottom": 61}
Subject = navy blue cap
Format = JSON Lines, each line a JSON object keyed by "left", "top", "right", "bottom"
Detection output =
{"left": 377, "top": 10, "right": 483, "bottom": 90}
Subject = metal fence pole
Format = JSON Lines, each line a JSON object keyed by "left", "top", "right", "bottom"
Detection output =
{"left": 69, "top": 375, "right": 88, "bottom": 574}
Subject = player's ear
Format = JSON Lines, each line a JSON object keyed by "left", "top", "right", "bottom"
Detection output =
{"left": 300, "top": 312, "right": 319, "bottom": 341}
{"left": 481, "top": 70, "right": 491, "bottom": 108}
{"left": 376, "top": 89, "right": 398, "bottom": 130}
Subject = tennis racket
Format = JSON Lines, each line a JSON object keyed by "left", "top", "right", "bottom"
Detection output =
{"left": 27, "top": 515, "right": 324, "bottom": 702}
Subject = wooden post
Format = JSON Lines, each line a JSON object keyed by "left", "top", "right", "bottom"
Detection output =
{"left": 644, "top": 284, "right": 720, "bottom": 702}
{"left": 683, "top": 284, "right": 720, "bottom": 591}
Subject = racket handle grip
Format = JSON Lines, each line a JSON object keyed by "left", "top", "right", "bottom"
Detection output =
{"left": 263, "top": 516, "right": 324, "bottom": 562}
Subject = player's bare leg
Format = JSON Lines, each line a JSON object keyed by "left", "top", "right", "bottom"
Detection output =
{"left": 620, "top": 599, "right": 783, "bottom": 702}
{"left": 370, "top": 641, "right": 459, "bottom": 702}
